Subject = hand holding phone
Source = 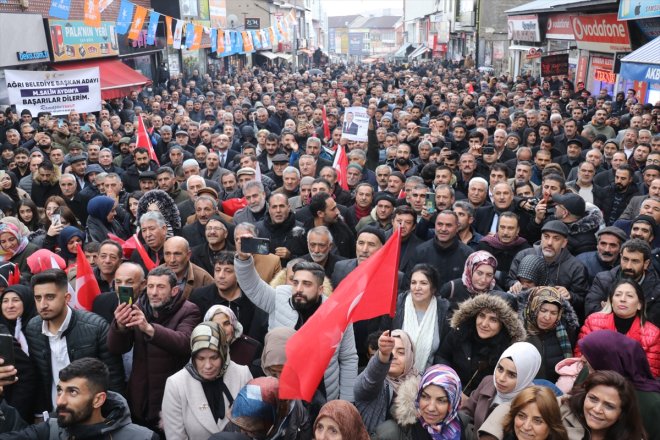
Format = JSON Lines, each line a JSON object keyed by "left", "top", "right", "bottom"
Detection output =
{"left": 0, "top": 335, "right": 16, "bottom": 384}
{"left": 118, "top": 286, "right": 134, "bottom": 305}
{"left": 241, "top": 237, "right": 271, "bottom": 255}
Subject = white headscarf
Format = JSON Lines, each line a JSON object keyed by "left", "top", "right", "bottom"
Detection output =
{"left": 492, "top": 342, "right": 541, "bottom": 405}
{"left": 204, "top": 305, "right": 244, "bottom": 342}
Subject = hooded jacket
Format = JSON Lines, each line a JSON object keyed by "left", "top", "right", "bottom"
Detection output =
{"left": 0, "top": 391, "right": 157, "bottom": 440}
{"left": 435, "top": 294, "right": 526, "bottom": 395}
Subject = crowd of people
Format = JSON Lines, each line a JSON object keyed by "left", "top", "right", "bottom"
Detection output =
{"left": 0, "top": 59, "right": 657, "bottom": 439}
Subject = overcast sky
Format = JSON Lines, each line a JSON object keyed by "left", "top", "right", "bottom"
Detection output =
{"left": 322, "top": 0, "right": 403, "bottom": 17}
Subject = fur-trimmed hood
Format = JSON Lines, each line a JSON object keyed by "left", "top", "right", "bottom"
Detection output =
{"left": 566, "top": 208, "right": 603, "bottom": 235}
{"left": 269, "top": 268, "right": 334, "bottom": 297}
{"left": 390, "top": 374, "right": 421, "bottom": 427}
{"left": 517, "top": 289, "right": 580, "bottom": 333}
{"left": 450, "top": 294, "right": 527, "bottom": 343}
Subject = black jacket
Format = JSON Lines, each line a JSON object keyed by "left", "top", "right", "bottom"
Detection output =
{"left": 477, "top": 238, "right": 531, "bottom": 287}
{"left": 121, "top": 162, "right": 158, "bottom": 193}
{"left": 585, "top": 266, "right": 660, "bottom": 327}
{"left": 301, "top": 252, "right": 346, "bottom": 278}
{"left": 256, "top": 212, "right": 307, "bottom": 263}
{"left": 405, "top": 237, "right": 473, "bottom": 286}
{"left": 190, "top": 242, "right": 235, "bottom": 276}
{"left": 602, "top": 183, "right": 640, "bottom": 225}
{"left": 25, "top": 309, "right": 125, "bottom": 412}
{"left": 473, "top": 203, "right": 531, "bottom": 237}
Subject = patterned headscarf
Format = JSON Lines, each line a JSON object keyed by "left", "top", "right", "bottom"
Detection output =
{"left": 462, "top": 250, "right": 497, "bottom": 295}
{"left": 416, "top": 365, "right": 462, "bottom": 440}
{"left": 385, "top": 329, "right": 419, "bottom": 393}
{"left": 188, "top": 321, "right": 230, "bottom": 379}
{"left": 524, "top": 287, "right": 572, "bottom": 359}
{"left": 0, "top": 222, "right": 29, "bottom": 262}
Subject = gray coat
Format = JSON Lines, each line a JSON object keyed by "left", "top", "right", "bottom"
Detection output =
{"left": 234, "top": 256, "right": 358, "bottom": 401}
{"left": 354, "top": 353, "right": 396, "bottom": 434}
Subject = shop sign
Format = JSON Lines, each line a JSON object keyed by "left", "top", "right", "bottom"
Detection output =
{"left": 0, "top": 13, "right": 50, "bottom": 67}
{"left": 507, "top": 15, "right": 541, "bottom": 42}
{"left": 571, "top": 13, "right": 631, "bottom": 53}
{"left": 546, "top": 13, "right": 574, "bottom": 40}
{"left": 526, "top": 47, "right": 543, "bottom": 59}
{"left": 245, "top": 18, "right": 260, "bottom": 30}
{"left": 594, "top": 69, "right": 616, "bottom": 83}
{"left": 618, "top": 0, "right": 660, "bottom": 21}
{"left": 16, "top": 51, "right": 49, "bottom": 62}
{"left": 541, "top": 53, "right": 569, "bottom": 76}
{"left": 48, "top": 20, "right": 119, "bottom": 62}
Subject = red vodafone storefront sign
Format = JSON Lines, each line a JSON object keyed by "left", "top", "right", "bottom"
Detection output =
{"left": 571, "top": 13, "right": 632, "bottom": 53}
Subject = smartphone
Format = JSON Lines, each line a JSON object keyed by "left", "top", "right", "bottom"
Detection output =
{"left": 0, "top": 334, "right": 15, "bottom": 381}
{"left": 51, "top": 213, "right": 61, "bottom": 226}
{"left": 444, "top": 141, "right": 452, "bottom": 149}
{"left": 425, "top": 192, "right": 436, "bottom": 214}
{"left": 241, "top": 237, "right": 271, "bottom": 255}
{"left": 482, "top": 146, "right": 495, "bottom": 155}
{"left": 118, "top": 286, "right": 133, "bottom": 305}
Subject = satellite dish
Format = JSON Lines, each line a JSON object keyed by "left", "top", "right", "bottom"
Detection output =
{"left": 228, "top": 14, "right": 239, "bottom": 28}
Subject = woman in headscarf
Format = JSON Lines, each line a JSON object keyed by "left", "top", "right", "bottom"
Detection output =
{"left": 382, "top": 264, "right": 451, "bottom": 371}
{"left": 438, "top": 251, "right": 500, "bottom": 313}
{"left": 0, "top": 218, "right": 38, "bottom": 281}
{"left": 136, "top": 189, "right": 182, "bottom": 237}
{"left": 575, "top": 278, "right": 660, "bottom": 376}
{"left": 377, "top": 364, "right": 465, "bottom": 440}
{"left": 519, "top": 287, "right": 579, "bottom": 382}
{"left": 578, "top": 329, "right": 660, "bottom": 440}
{"left": 204, "top": 305, "right": 262, "bottom": 368}
{"left": 314, "top": 400, "right": 369, "bottom": 440}
{"left": 53, "top": 226, "right": 85, "bottom": 268}
{"left": 86, "top": 195, "right": 128, "bottom": 242}
{"left": 0, "top": 282, "right": 35, "bottom": 355}
{"left": 0, "top": 170, "right": 28, "bottom": 204}
{"left": 162, "top": 321, "right": 252, "bottom": 440}
{"left": 460, "top": 342, "right": 542, "bottom": 438}
{"left": 436, "top": 294, "right": 526, "bottom": 399}
{"left": 354, "top": 329, "right": 419, "bottom": 434}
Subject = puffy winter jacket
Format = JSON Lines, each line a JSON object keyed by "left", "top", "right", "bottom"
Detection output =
{"left": 575, "top": 313, "right": 660, "bottom": 377}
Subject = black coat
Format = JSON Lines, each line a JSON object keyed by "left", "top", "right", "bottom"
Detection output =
{"left": 473, "top": 203, "right": 531, "bottom": 237}
{"left": 301, "top": 252, "right": 346, "bottom": 278}
{"left": 25, "top": 309, "right": 125, "bottom": 412}
{"left": 477, "top": 239, "right": 531, "bottom": 286}
{"left": 405, "top": 237, "right": 473, "bottom": 286}
{"left": 190, "top": 242, "right": 235, "bottom": 276}
{"left": 255, "top": 212, "right": 307, "bottom": 263}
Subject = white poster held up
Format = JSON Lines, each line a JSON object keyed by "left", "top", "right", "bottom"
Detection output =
{"left": 341, "top": 106, "right": 369, "bottom": 142}
{"left": 5, "top": 68, "right": 102, "bottom": 116}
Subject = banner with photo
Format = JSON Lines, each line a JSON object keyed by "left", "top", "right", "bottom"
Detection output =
{"left": 341, "top": 106, "right": 369, "bottom": 141}
{"left": 5, "top": 68, "right": 102, "bottom": 116}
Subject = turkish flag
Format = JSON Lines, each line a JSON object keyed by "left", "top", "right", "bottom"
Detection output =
{"left": 133, "top": 234, "right": 157, "bottom": 272}
{"left": 74, "top": 243, "right": 101, "bottom": 311}
{"left": 322, "top": 106, "right": 331, "bottom": 140}
{"left": 108, "top": 233, "right": 140, "bottom": 259}
{"left": 136, "top": 115, "right": 159, "bottom": 165}
{"left": 279, "top": 228, "right": 401, "bottom": 401}
{"left": 332, "top": 145, "right": 349, "bottom": 190}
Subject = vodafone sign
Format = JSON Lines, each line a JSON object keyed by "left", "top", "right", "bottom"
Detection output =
{"left": 571, "top": 13, "right": 632, "bottom": 52}
{"left": 546, "top": 13, "right": 574, "bottom": 40}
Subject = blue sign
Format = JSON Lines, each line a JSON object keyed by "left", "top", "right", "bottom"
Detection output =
{"left": 620, "top": 62, "right": 660, "bottom": 84}
{"left": 348, "top": 32, "right": 364, "bottom": 55}
{"left": 49, "top": 0, "right": 72, "bottom": 20}
{"left": 619, "top": 0, "right": 660, "bottom": 21}
{"left": 116, "top": 0, "right": 134, "bottom": 35}
{"left": 146, "top": 11, "right": 160, "bottom": 45}
{"left": 16, "top": 51, "right": 49, "bottom": 62}
{"left": 328, "top": 28, "right": 336, "bottom": 53}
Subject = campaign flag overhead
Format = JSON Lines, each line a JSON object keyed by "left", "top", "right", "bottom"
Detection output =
{"left": 128, "top": 5, "right": 148, "bottom": 41}
{"left": 279, "top": 228, "right": 401, "bottom": 401}
{"left": 210, "top": 28, "right": 218, "bottom": 53}
{"left": 332, "top": 145, "right": 349, "bottom": 190}
{"left": 115, "top": 0, "right": 134, "bottom": 34}
{"left": 217, "top": 29, "right": 225, "bottom": 53}
{"left": 49, "top": 0, "right": 72, "bottom": 20}
{"left": 185, "top": 23, "right": 195, "bottom": 49}
{"left": 136, "top": 115, "right": 159, "bottom": 165}
{"left": 75, "top": 243, "right": 101, "bottom": 311}
{"left": 173, "top": 19, "right": 184, "bottom": 49}
{"left": 99, "top": 0, "right": 114, "bottom": 12}
{"left": 146, "top": 11, "right": 161, "bottom": 45}
{"left": 165, "top": 15, "right": 173, "bottom": 45}
{"left": 83, "top": 0, "right": 101, "bottom": 27}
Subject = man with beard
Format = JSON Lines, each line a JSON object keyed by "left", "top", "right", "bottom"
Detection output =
{"left": 390, "top": 143, "right": 414, "bottom": 176}
{"left": 233, "top": 180, "right": 268, "bottom": 224}
{"left": 268, "top": 100, "right": 290, "bottom": 133}
{"left": 156, "top": 166, "right": 190, "bottom": 205}
{"left": 121, "top": 148, "right": 158, "bottom": 192}
{"left": 300, "top": 226, "right": 346, "bottom": 278}
{"left": 108, "top": 266, "right": 201, "bottom": 433}
{"left": 190, "top": 216, "right": 234, "bottom": 275}
{"left": 355, "top": 191, "right": 395, "bottom": 233}
{"left": 25, "top": 270, "right": 124, "bottom": 415}
{"left": 4, "top": 358, "right": 156, "bottom": 439}
{"left": 508, "top": 221, "right": 590, "bottom": 319}
{"left": 603, "top": 164, "right": 639, "bottom": 225}
{"left": 478, "top": 212, "right": 531, "bottom": 286}
{"left": 255, "top": 193, "right": 307, "bottom": 264}
{"left": 189, "top": 251, "right": 267, "bottom": 341}
{"left": 576, "top": 226, "right": 626, "bottom": 283}
{"left": 391, "top": 205, "right": 422, "bottom": 271}
{"left": 11, "top": 147, "right": 30, "bottom": 181}
{"left": 234, "top": 234, "right": 358, "bottom": 402}
{"left": 454, "top": 200, "right": 483, "bottom": 250}
{"left": 585, "top": 239, "right": 660, "bottom": 326}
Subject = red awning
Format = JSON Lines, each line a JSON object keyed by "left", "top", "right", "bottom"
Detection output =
{"left": 53, "top": 58, "right": 151, "bottom": 100}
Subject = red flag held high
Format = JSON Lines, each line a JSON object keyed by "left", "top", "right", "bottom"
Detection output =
{"left": 136, "top": 115, "right": 159, "bottom": 165}
{"left": 322, "top": 106, "right": 331, "bottom": 140}
{"left": 332, "top": 145, "right": 349, "bottom": 190}
{"left": 75, "top": 243, "right": 101, "bottom": 311}
{"left": 279, "top": 228, "right": 401, "bottom": 401}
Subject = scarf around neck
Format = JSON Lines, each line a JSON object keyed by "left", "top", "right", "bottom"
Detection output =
{"left": 402, "top": 294, "right": 438, "bottom": 372}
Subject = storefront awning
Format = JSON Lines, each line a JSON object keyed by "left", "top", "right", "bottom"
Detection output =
{"left": 258, "top": 51, "right": 279, "bottom": 60}
{"left": 393, "top": 43, "right": 415, "bottom": 58}
{"left": 620, "top": 37, "right": 660, "bottom": 84}
{"left": 53, "top": 58, "right": 151, "bottom": 100}
{"left": 409, "top": 44, "right": 431, "bottom": 59}
{"left": 276, "top": 53, "right": 292, "bottom": 62}
{"left": 506, "top": 0, "right": 616, "bottom": 14}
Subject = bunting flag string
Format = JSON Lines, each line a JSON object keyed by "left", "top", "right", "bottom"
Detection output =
{"left": 45, "top": 0, "right": 297, "bottom": 56}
